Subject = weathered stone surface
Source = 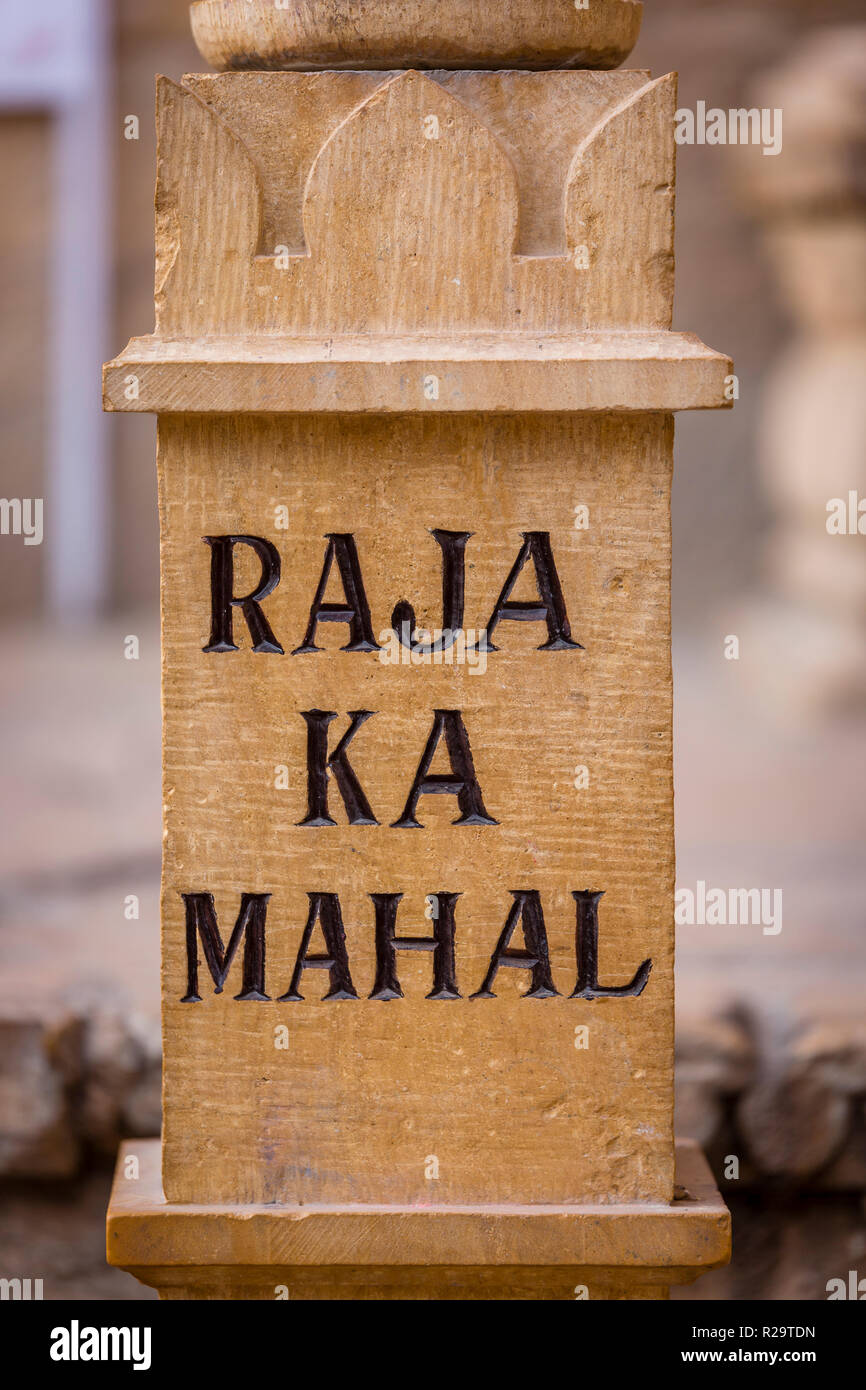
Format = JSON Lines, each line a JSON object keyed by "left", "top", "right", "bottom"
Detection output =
{"left": 140, "top": 68, "right": 683, "bottom": 337}
{"left": 190, "top": 0, "right": 644, "bottom": 73}
{"left": 104, "top": 54, "right": 726, "bottom": 1218}
{"left": 103, "top": 0, "right": 734, "bottom": 1299}
{"left": 108, "top": 1139, "right": 730, "bottom": 1301}
{"left": 159, "top": 410, "right": 677, "bottom": 1208}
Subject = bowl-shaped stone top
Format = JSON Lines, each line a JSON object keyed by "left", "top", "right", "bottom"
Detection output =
{"left": 190, "top": 0, "right": 643, "bottom": 72}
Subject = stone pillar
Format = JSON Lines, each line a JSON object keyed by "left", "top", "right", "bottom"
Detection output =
{"left": 104, "top": 0, "right": 732, "bottom": 1299}
{"left": 740, "top": 26, "right": 866, "bottom": 718}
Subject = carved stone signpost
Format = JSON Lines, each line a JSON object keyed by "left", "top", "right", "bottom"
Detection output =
{"left": 105, "top": 0, "right": 732, "bottom": 1299}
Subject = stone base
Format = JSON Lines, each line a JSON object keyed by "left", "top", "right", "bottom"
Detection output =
{"left": 106, "top": 1139, "right": 730, "bottom": 1300}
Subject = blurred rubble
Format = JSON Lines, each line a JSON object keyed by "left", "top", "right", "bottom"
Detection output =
{"left": 0, "top": 1008, "right": 84, "bottom": 1179}
{"left": 0, "top": 1006, "right": 158, "bottom": 1180}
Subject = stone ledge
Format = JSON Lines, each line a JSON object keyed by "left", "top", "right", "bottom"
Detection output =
{"left": 103, "top": 332, "right": 733, "bottom": 414}
{"left": 106, "top": 1137, "right": 728, "bottom": 1299}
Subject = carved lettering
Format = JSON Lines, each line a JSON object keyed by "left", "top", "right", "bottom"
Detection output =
{"left": 478, "top": 531, "right": 582, "bottom": 652}
{"left": 570, "top": 891, "right": 652, "bottom": 999}
{"left": 369, "top": 892, "right": 461, "bottom": 1000}
{"left": 298, "top": 709, "right": 378, "bottom": 826}
{"left": 178, "top": 890, "right": 653, "bottom": 1005}
{"left": 202, "top": 535, "right": 284, "bottom": 654}
{"left": 391, "top": 529, "right": 472, "bottom": 656}
{"left": 279, "top": 892, "right": 358, "bottom": 1001}
{"left": 293, "top": 534, "right": 380, "bottom": 654}
{"left": 471, "top": 890, "right": 559, "bottom": 999}
{"left": 182, "top": 892, "right": 271, "bottom": 1001}
{"left": 393, "top": 709, "right": 498, "bottom": 828}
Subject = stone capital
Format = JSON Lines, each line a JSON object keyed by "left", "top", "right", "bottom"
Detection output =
{"left": 190, "top": 0, "right": 643, "bottom": 73}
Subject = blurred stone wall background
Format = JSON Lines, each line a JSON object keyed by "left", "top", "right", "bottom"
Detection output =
{"left": 634, "top": 0, "right": 866, "bottom": 630}
{"left": 1, "top": 0, "right": 864, "bottom": 621}
{"left": 1, "top": 0, "right": 865, "bottom": 1301}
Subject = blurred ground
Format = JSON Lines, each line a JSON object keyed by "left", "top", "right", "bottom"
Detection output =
{"left": 0, "top": 1171, "right": 155, "bottom": 1301}
{"left": 673, "top": 636, "right": 866, "bottom": 1297}
{"left": 0, "top": 620, "right": 160, "bottom": 1020}
{"left": 675, "top": 636, "right": 866, "bottom": 1032}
